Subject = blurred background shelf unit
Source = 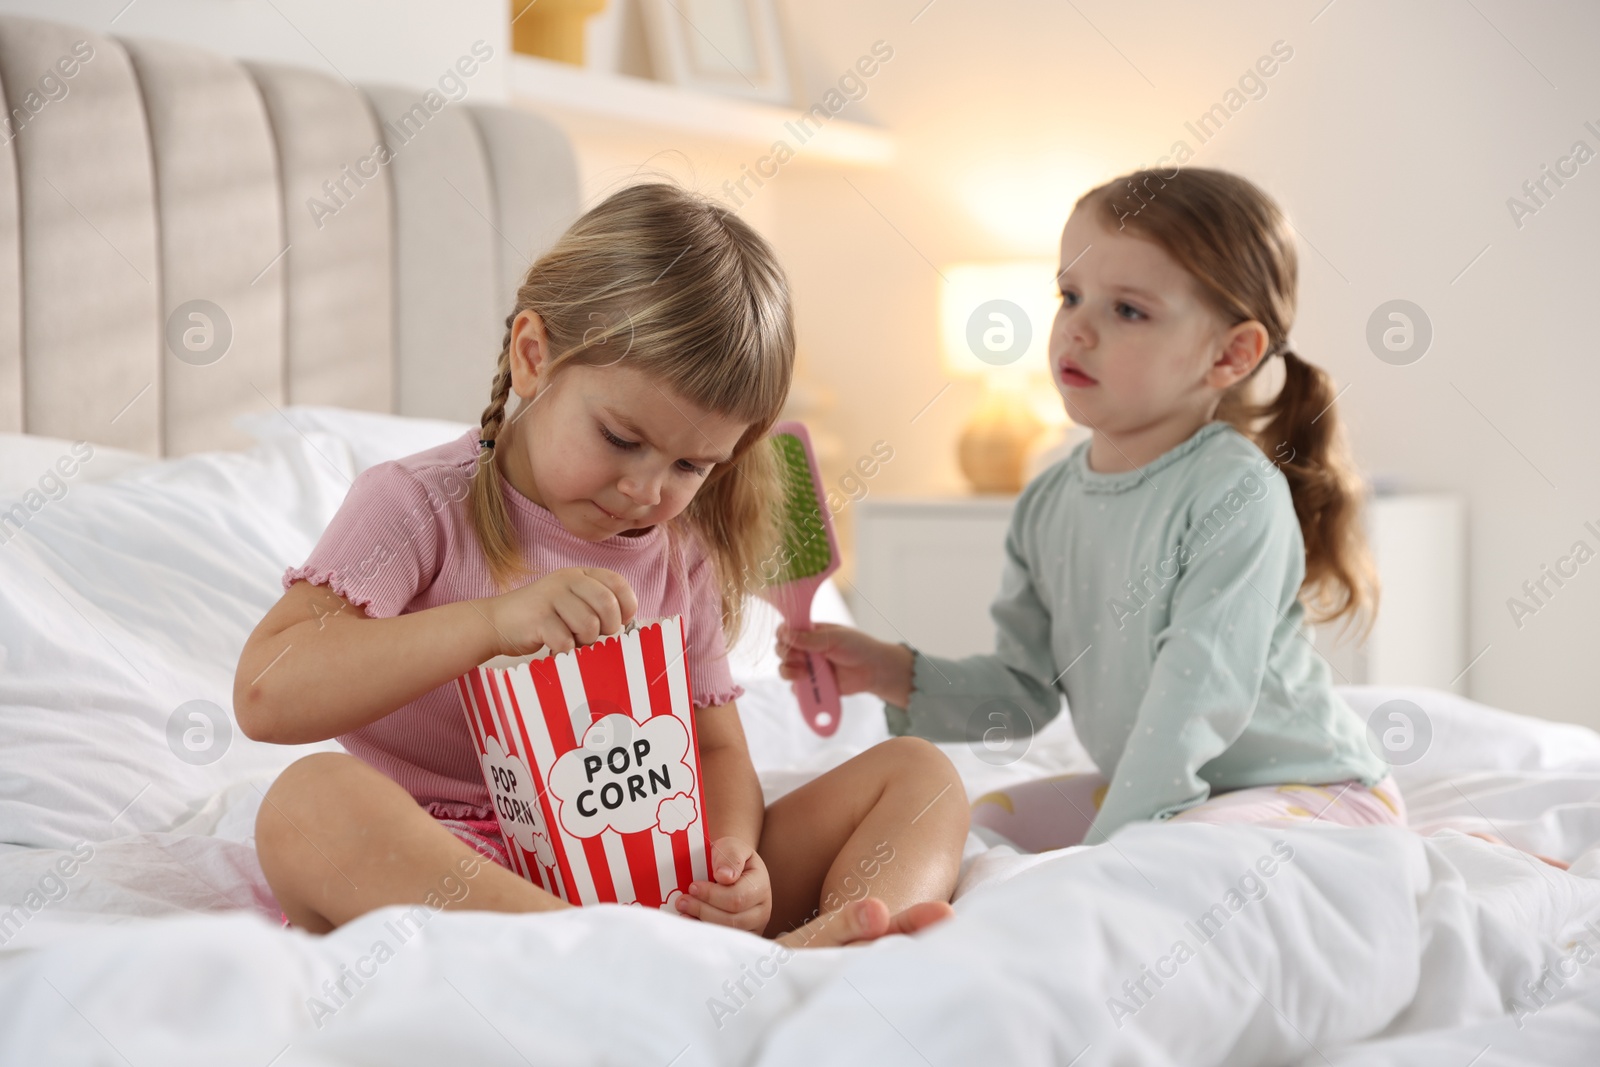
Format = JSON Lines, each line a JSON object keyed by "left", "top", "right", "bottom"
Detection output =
{"left": 507, "top": 54, "right": 893, "bottom": 166}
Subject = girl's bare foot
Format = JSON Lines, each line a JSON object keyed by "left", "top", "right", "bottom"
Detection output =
{"left": 776, "top": 898, "right": 955, "bottom": 949}
{"left": 1465, "top": 831, "right": 1570, "bottom": 870}
{"left": 885, "top": 900, "right": 955, "bottom": 935}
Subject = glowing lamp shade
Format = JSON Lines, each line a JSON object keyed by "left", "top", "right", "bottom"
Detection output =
{"left": 936, "top": 260, "right": 1064, "bottom": 494}
{"left": 938, "top": 260, "right": 1060, "bottom": 380}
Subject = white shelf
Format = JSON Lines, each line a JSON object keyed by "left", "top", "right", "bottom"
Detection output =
{"left": 507, "top": 54, "right": 894, "bottom": 167}
{"left": 859, "top": 495, "right": 1019, "bottom": 516}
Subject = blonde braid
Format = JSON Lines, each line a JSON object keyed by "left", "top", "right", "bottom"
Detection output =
{"left": 479, "top": 312, "right": 516, "bottom": 444}
{"left": 467, "top": 312, "right": 532, "bottom": 592}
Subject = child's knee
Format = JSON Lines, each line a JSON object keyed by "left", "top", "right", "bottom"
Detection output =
{"left": 263, "top": 751, "right": 348, "bottom": 807}
{"left": 256, "top": 752, "right": 361, "bottom": 843}
{"left": 878, "top": 737, "right": 967, "bottom": 828}
{"left": 880, "top": 735, "right": 959, "bottom": 780}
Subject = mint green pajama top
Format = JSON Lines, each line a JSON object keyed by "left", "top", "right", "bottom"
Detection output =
{"left": 883, "top": 420, "right": 1387, "bottom": 841}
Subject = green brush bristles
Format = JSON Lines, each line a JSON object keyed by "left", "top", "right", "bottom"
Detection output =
{"left": 771, "top": 432, "right": 832, "bottom": 583}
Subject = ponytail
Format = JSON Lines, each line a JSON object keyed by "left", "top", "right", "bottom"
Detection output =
{"left": 1218, "top": 347, "right": 1378, "bottom": 639}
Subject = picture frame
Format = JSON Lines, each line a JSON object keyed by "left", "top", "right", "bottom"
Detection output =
{"left": 638, "top": 0, "right": 792, "bottom": 106}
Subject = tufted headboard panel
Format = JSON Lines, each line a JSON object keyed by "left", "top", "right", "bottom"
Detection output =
{"left": 0, "top": 15, "right": 579, "bottom": 456}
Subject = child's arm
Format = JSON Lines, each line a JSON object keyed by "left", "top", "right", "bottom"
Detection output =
{"left": 675, "top": 700, "right": 770, "bottom": 932}
{"left": 234, "top": 567, "right": 638, "bottom": 745}
{"left": 776, "top": 623, "right": 913, "bottom": 705}
{"left": 777, "top": 521, "right": 1062, "bottom": 741}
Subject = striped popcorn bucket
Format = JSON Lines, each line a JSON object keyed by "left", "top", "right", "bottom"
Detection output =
{"left": 454, "top": 614, "right": 710, "bottom": 911}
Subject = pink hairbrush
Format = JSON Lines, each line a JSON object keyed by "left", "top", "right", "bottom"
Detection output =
{"left": 759, "top": 421, "right": 842, "bottom": 736}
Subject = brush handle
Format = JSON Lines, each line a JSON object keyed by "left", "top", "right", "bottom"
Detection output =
{"left": 773, "top": 581, "right": 842, "bottom": 738}
{"left": 790, "top": 624, "right": 843, "bottom": 738}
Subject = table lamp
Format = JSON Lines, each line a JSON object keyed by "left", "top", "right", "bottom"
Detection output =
{"left": 939, "top": 260, "right": 1068, "bottom": 494}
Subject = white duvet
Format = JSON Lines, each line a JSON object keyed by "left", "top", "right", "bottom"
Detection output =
{"left": 2, "top": 765, "right": 1599, "bottom": 1067}
{"left": 3, "top": 412, "right": 1600, "bottom": 1066}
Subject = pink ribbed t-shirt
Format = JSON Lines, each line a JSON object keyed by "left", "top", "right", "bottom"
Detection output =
{"left": 281, "top": 429, "right": 743, "bottom": 819}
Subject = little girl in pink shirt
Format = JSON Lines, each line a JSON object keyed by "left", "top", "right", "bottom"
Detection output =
{"left": 236, "top": 183, "right": 968, "bottom": 948}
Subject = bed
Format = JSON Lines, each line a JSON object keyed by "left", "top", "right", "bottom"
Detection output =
{"left": 2, "top": 12, "right": 1600, "bottom": 1067}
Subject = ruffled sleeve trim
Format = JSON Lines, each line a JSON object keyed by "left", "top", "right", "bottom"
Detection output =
{"left": 281, "top": 564, "right": 382, "bottom": 618}
{"left": 881, "top": 643, "right": 929, "bottom": 736}
{"left": 691, "top": 683, "right": 745, "bottom": 710}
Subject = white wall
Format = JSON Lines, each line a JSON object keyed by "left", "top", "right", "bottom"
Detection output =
{"left": 766, "top": 0, "right": 1600, "bottom": 730}
{"left": 5, "top": 1, "right": 1596, "bottom": 728}
{"left": 0, "top": 0, "right": 510, "bottom": 98}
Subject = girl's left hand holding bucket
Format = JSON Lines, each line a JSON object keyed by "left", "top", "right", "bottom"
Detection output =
{"left": 675, "top": 836, "right": 773, "bottom": 934}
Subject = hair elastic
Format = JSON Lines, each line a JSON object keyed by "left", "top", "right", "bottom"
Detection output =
{"left": 479, "top": 438, "right": 495, "bottom": 450}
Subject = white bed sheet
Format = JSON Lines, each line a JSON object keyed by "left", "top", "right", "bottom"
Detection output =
{"left": 4, "top": 412, "right": 1600, "bottom": 1065}
{"left": 1, "top": 687, "right": 1598, "bottom": 1067}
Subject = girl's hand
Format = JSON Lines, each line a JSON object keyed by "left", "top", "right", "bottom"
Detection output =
{"left": 484, "top": 567, "right": 639, "bottom": 656}
{"left": 675, "top": 837, "right": 772, "bottom": 935}
{"left": 776, "top": 622, "right": 914, "bottom": 707}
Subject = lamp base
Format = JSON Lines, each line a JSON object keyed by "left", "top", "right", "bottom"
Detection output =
{"left": 511, "top": 0, "right": 607, "bottom": 66}
{"left": 957, "top": 386, "right": 1044, "bottom": 494}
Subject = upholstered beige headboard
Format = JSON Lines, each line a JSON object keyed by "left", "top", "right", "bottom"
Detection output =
{"left": 0, "top": 15, "right": 579, "bottom": 456}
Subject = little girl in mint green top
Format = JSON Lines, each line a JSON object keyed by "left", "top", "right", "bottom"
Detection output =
{"left": 886, "top": 417, "right": 1388, "bottom": 842}
{"left": 777, "top": 166, "right": 1403, "bottom": 847}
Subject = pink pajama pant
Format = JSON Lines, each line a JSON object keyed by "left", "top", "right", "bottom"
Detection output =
{"left": 970, "top": 772, "right": 1405, "bottom": 851}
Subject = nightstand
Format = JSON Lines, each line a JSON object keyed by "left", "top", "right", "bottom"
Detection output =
{"left": 849, "top": 495, "right": 1016, "bottom": 659}
{"left": 849, "top": 492, "right": 1467, "bottom": 691}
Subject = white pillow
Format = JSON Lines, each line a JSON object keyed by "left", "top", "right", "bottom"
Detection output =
{"left": 1335, "top": 684, "right": 1600, "bottom": 792}
{"left": 0, "top": 432, "right": 153, "bottom": 498}
{"left": 233, "top": 405, "right": 471, "bottom": 474}
{"left": 0, "top": 433, "right": 354, "bottom": 852}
